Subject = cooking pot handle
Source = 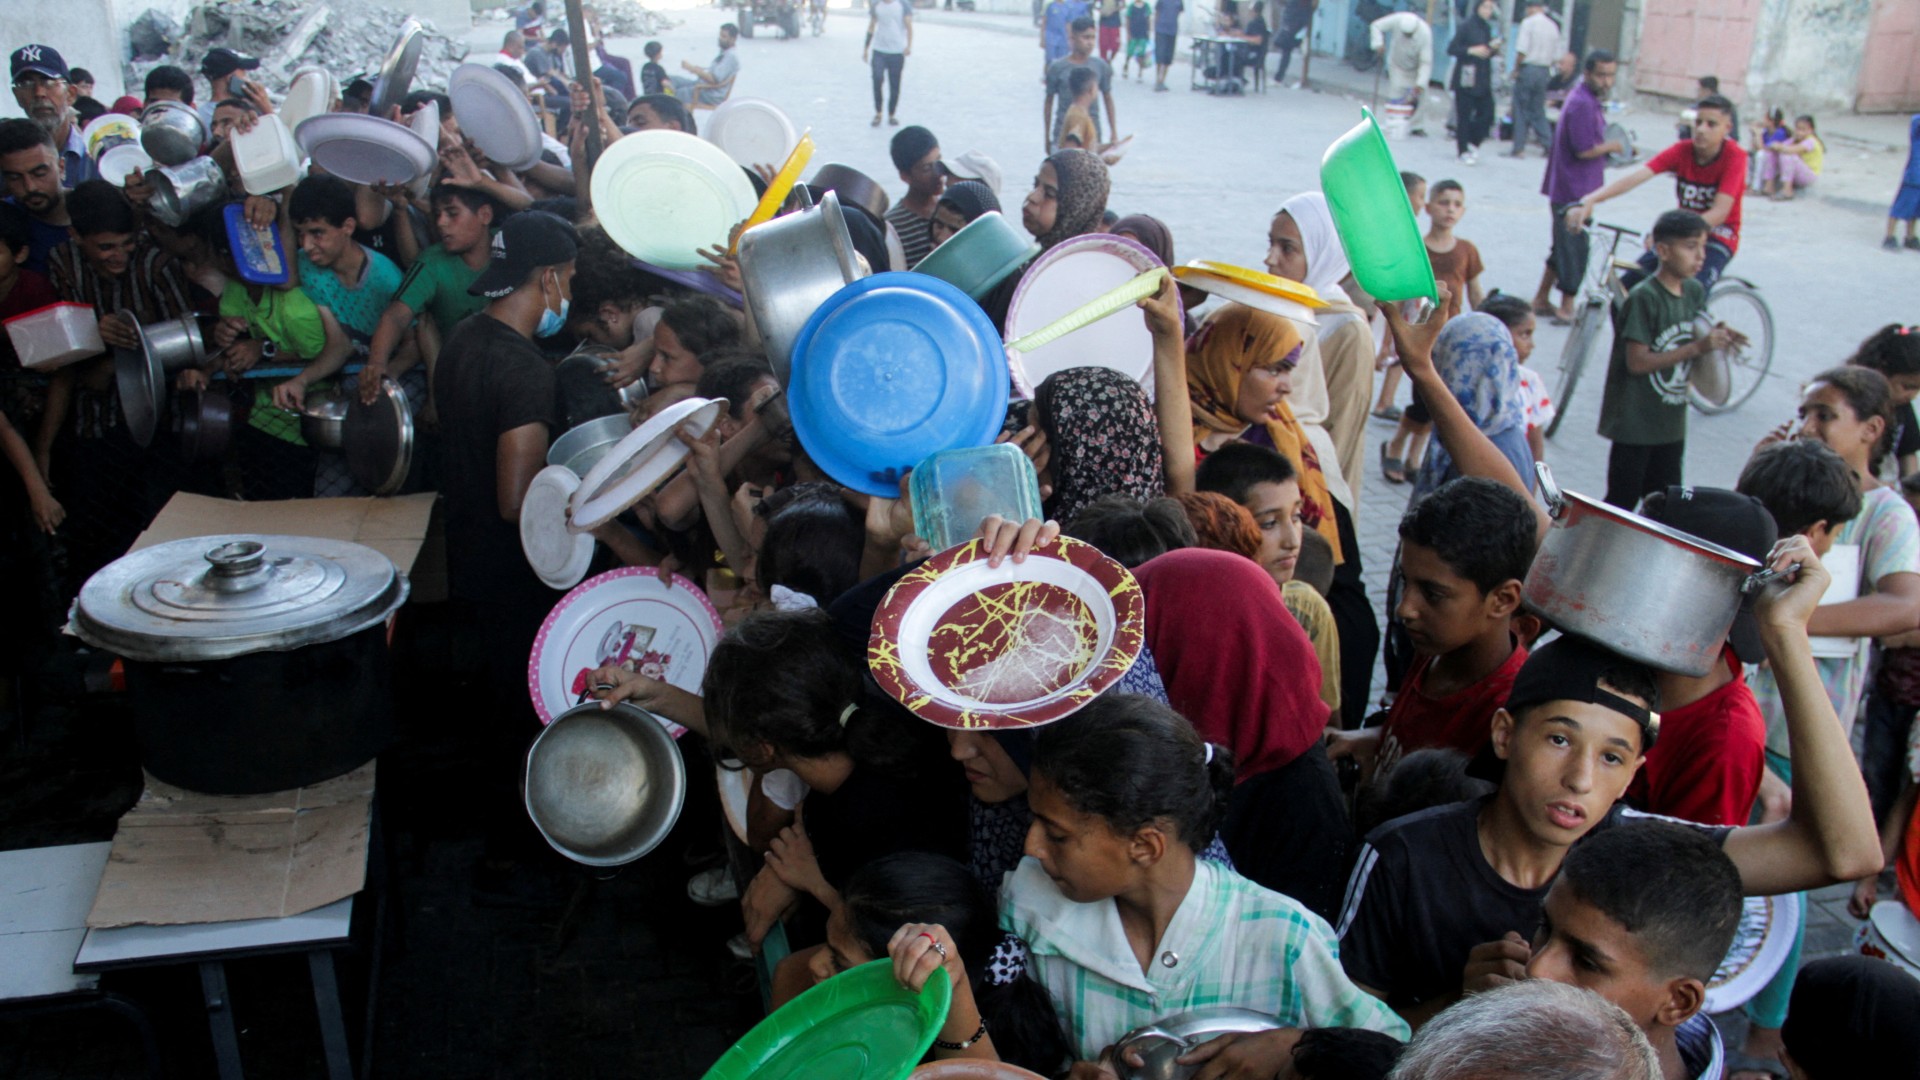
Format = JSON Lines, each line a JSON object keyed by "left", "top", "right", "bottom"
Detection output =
{"left": 1740, "top": 564, "right": 1802, "bottom": 595}
{"left": 1536, "top": 462, "right": 1566, "bottom": 518}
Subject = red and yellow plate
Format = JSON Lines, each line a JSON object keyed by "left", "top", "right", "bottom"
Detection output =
{"left": 868, "top": 536, "right": 1144, "bottom": 730}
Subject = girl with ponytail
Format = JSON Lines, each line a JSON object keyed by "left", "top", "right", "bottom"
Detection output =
{"left": 1004, "top": 693, "right": 1407, "bottom": 1070}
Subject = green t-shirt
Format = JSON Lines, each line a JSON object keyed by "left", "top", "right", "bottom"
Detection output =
{"left": 219, "top": 281, "right": 332, "bottom": 445}
{"left": 394, "top": 243, "right": 486, "bottom": 334}
{"left": 1597, "top": 275, "right": 1705, "bottom": 446}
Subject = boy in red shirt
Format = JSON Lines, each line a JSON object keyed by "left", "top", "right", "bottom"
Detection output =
{"left": 1567, "top": 94, "right": 1748, "bottom": 288}
{"left": 1627, "top": 486, "right": 1776, "bottom": 826}
{"left": 1326, "top": 477, "right": 1534, "bottom": 781}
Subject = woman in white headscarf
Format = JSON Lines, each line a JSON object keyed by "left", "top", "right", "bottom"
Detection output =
{"left": 1264, "top": 191, "right": 1377, "bottom": 729}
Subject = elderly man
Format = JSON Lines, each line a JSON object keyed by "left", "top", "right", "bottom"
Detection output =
{"left": 1369, "top": 11, "right": 1431, "bottom": 107}
{"left": 1510, "top": 0, "right": 1560, "bottom": 157}
{"left": 1388, "top": 981, "right": 1660, "bottom": 1080}
{"left": 9, "top": 45, "right": 91, "bottom": 187}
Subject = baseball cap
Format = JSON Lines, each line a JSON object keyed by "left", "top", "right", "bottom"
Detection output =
{"left": 941, "top": 149, "right": 1002, "bottom": 197}
{"left": 1637, "top": 486, "right": 1778, "bottom": 664}
{"left": 469, "top": 211, "right": 580, "bottom": 298}
{"left": 201, "top": 47, "right": 261, "bottom": 79}
{"left": 10, "top": 44, "right": 69, "bottom": 83}
{"left": 1505, "top": 634, "right": 1661, "bottom": 750}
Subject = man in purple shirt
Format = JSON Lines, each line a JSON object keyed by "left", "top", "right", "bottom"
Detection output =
{"left": 1534, "top": 49, "right": 1624, "bottom": 322}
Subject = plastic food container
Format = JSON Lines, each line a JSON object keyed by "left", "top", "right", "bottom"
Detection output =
{"left": 233, "top": 114, "right": 301, "bottom": 196}
{"left": 223, "top": 204, "right": 291, "bottom": 285}
{"left": 4, "top": 302, "right": 105, "bottom": 371}
{"left": 909, "top": 444, "right": 1044, "bottom": 554}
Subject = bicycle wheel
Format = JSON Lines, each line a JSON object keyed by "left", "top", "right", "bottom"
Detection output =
{"left": 1690, "top": 281, "right": 1774, "bottom": 415}
{"left": 1547, "top": 300, "right": 1606, "bottom": 438}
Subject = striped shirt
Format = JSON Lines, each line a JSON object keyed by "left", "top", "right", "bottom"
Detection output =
{"left": 1001, "top": 856, "right": 1408, "bottom": 1060}
{"left": 46, "top": 239, "right": 194, "bottom": 328}
{"left": 884, "top": 203, "right": 935, "bottom": 270}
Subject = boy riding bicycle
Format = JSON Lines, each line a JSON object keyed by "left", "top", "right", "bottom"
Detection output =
{"left": 1566, "top": 94, "right": 1748, "bottom": 289}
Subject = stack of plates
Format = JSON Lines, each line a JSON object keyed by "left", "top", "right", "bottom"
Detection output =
{"left": 591, "top": 130, "right": 758, "bottom": 271}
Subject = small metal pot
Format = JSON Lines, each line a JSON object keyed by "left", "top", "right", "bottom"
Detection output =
{"left": 299, "top": 392, "right": 350, "bottom": 449}
{"left": 739, "top": 190, "right": 866, "bottom": 385}
{"left": 174, "top": 387, "right": 234, "bottom": 463}
{"left": 1525, "top": 463, "right": 1781, "bottom": 677}
{"left": 548, "top": 412, "right": 635, "bottom": 478}
{"left": 139, "top": 101, "right": 208, "bottom": 166}
{"left": 524, "top": 702, "right": 687, "bottom": 867}
{"left": 147, "top": 156, "right": 229, "bottom": 228}
{"left": 1114, "top": 1008, "right": 1281, "bottom": 1080}
{"left": 141, "top": 312, "right": 212, "bottom": 371}
{"left": 807, "top": 162, "right": 890, "bottom": 222}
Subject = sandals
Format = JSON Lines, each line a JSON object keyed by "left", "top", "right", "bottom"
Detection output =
{"left": 1371, "top": 405, "right": 1403, "bottom": 422}
{"left": 1380, "top": 440, "right": 1407, "bottom": 485}
{"left": 1530, "top": 301, "right": 1558, "bottom": 318}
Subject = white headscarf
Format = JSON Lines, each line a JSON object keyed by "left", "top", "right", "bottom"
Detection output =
{"left": 1278, "top": 191, "right": 1353, "bottom": 302}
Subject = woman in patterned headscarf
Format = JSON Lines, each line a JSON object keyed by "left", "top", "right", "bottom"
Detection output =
{"left": 1032, "top": 366, "right": 1165, "bottom": 525}
{"left": 1410, "top": 312, "right": 1531, "bottom": 503}
{"left": 1185, "top": 303, "right": 1343, "bottom": 561}
{"left": 1020, "top": 148, "right": 1110, "bottom": 250}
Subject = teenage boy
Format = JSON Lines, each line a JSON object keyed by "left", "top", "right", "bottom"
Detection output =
{"left": 1596, "top": 209, "right": 1740, "bottom": 511}
{"left": 1526, "top": 822, "right": 1745, "bottom": 1080}
{"left": 1381, "top": 179, "right": 1482, "bottom": 480}
{"left": 1334, "top": 553, "right": 1884, "bottom": 1030}
{"left": 360, "top": 186, "right": 501, "bottom": 404}
{"left": 1043, "top": 18, "right": 1116, "bottom": 152}
{"left": 1151, "top": 0, "right": 1182, "bottom": 92}
{"left": 1124, "top": 0, "right": 1152, "bottom": 81}
{"left": 1566, "top": 94, "right": 1749, "bottom": 289}
{"left": 197, "top": 47, "right": 262, "bottom": 129}
{"left": 1040, "top": 0, "right": 1090, "bottom": 73}
{"left": 884, "top": 126, "right": 943, "bottom": 270}
{"left": 1624, "top": 487, "right": 1773, "bottom": 826}
{"left": 1325, "top": 477, "right": 1532, "bottom": 780}
{"left": 0, "top": 118, "right": 73, "bottom": 273}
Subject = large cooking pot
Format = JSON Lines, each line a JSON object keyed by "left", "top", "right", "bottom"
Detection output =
{"left": 139, "top": 101, "right": 208, "bottom": 166}
{"left": 1113, "top": 1008, "right": 1281, "bottom": 1080}
{"left": 523, "top": 702, "right": 687, "bottom": 867}
{"left": 738, "top": 190, "right": 866, "bottom": 385}
{"left": 69, "top": 535, "right": 409, "bottom": 794}
{"left": 1524, "top": 463, "right": 1780, "bottom": 677}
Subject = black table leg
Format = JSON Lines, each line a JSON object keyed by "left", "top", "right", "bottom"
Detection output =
{"left": 309, "top": 950, "right": 354, "bottom": 1080}
{"left": 198, "top": 960, "right": 245, "bottom": 1080}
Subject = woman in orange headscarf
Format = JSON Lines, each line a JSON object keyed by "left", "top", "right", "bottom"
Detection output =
{"left": 1185, "top": 303, "right": 1343, "bottom": 563}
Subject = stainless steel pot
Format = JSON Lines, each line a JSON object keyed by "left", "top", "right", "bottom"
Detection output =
{"left": 146, "top": 156, "right": 229, "bottom": 227}
{"left": 1524, "top": 463, "right": 1780, "bottom": 677}
{"left": 299, "top": 391, "right": 350, "bottom": 449}
{"left": 738, "top": 190, "right": 866, "bottom": 385}
{"left": 807, "top": 162, "right": 890, "bottom": 223}
{"left": 548, "top": 412, "right": 636, "bottom": 478}
{"left": 524, "top": 702, "right": 687, "bottom": 867}
{"left": 554, "top": 345, "right": 647, "bottom": 431}
{"left": 1113, "top": 1008, "right": 1281, "bottom": 1080}
{"left": 139, "top": 101, "right": 208, "bottom": 166}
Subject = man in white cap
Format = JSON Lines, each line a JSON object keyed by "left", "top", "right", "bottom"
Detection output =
{"left": 941, "top": 149, "right": 1002, "bottom": 199}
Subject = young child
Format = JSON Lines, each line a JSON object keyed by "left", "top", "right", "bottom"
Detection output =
{"left": 1326, "top": 477, "right": 1533, "bottom": 780}
{"left": 1848, "top": 322, "right": 1920, "bottom": 479}
{"left": 1596, "top": 209, "right": 1738, "bottom": 510}
{"left": 1478, "top": 293, "right": 1552, "bottom": 471}
{"left": 1880, "top": 111, "right": 1918, "bottom": 252}
{"left": 1372, "top": 170, "right": 1427, "bottom": 423}
{"left": 1124, "top": 0, "right": 1152, "bottom": 81}
{"left": 1758, "top": 114, "right": 1823, "bottom": 201}
{"left": 1000, "top": 693, "right": 1407, "bottom": 1069}
{"left": 1382, "top": 179, "right": 1482, "bottom": 484}
{"left": 1527, "top": 822, "right": 1745, "bottom": 1079}
{"left": 1057, "top": 66, "right": 1101, "bottom": 152}
{"left": 640, "top": 41, "right": 669, "bottom": 96}
{"left": 1336, "top": 586, "right": 1882, "bottom": 1030}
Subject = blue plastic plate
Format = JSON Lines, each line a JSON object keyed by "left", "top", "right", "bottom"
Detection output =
{"left": 787, "top": 273, "right": 1009, "bottom": 497}
{"left": 224, "top": 204, "right": 290, "bottom": 286}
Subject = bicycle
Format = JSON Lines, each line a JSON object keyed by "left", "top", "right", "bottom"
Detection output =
{"left": 1543, "top": 221, "right": 1775, "bottom": 438}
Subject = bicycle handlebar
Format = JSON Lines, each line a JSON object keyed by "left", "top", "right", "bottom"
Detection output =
{"left": 1589, "top": 221, "right": 1642, "bottom": 238}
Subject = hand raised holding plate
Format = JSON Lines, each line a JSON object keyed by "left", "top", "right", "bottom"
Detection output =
{"left": 1380, "top": 281, "right": 1452, "bottom": 383}
{"left": 1138, "top": 272, "right": 1182, "bottom": 340}
{"left": 995, "top": 423, "right": 1053, "bottom": 500}
{"left": 978, "top": 515, "right": 1061, "bottom": 568}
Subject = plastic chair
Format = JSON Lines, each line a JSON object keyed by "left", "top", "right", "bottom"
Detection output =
{"left": 689, "top": 74, "right": 737, "bottom": 111}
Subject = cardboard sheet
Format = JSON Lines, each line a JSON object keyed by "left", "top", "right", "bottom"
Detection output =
{"left": 86, "top": 763, "right": 375, "bottom": 929}
{"left": 132, "top": 493, "right": 441, "bottom": 598}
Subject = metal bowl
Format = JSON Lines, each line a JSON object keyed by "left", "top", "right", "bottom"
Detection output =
{"left": 739, "top": 190, "right": 866, "bottom": 385}
{"left": 300, "top": 392, "right": 351, "bottom": 449}
{"left": 524, "top": 702, "right": 687, "bottom": 867}
{"left": 547, "top": 412, "right": 636, "bottom": 478}
{"left": 1114, "top": 1008, "right": 1282, "bottom": 1080}
{"left": 147, "top": 156, "right": 229, "bottom": 228}
{"left": 139, "top": 101, "right": 208, "bottom": 166}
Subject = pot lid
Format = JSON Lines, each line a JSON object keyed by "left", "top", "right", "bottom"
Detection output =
{"left": 71, "top": 535, "right": 410, "bottom": 662}
{"left": 345, "top": 378, "right": 414, "bottom": 495}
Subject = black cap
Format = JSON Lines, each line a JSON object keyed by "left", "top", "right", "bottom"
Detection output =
{"left": 1638, "top": 486, "right": 1779, "bottom": 664}
{"left": 201, "top": 47, "right": 261, "bottom": 78}
{"left": 469, "top": 211, "right": 579, "bottom": 298}
{"left": 10, "top": 44, "right": 69, "bottom": 82}
{"left": 1505, "top": 634, "right": 1660, "bottom": 749}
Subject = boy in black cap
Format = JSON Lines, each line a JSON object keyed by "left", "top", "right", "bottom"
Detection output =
{"left": 1527, "top": 822, "right": 1745, "bottom": 1080}
{"left": 1627, "top": 486, "right": 1775, "bottom": 826}
{"left": 884, "top": 125, "right": 943, "bottom": 270}
{"left": 1334, "top": 535, "right": 1882, "bottom": 1028}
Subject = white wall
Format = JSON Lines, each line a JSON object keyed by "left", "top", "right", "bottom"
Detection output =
{"left": 1745, "top": 0, "right": 1872, "bottom": 113}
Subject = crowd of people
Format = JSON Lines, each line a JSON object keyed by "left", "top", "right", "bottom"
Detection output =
{"left": 4, "top": 11, "right": 1920, "bottom": 1080}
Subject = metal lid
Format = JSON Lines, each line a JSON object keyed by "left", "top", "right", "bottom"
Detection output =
{"left": 71, "top": 535, "right": 410, "bottom": 661}
{"left": 345, "top": 378, "right": 414, "bottom": 496}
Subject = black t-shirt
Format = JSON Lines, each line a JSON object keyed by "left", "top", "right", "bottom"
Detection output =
{"left": 434, "top": 312, "right": 558, "bottom": 608}
{"left": 1895, "top": 401, "right": 1920, "bottom": 461}
{"left": 1333, "top": 796, "right": 1730, "bottom": 1008}
{"left": 806, "top": 757, "right": 970, "bottom": 890}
